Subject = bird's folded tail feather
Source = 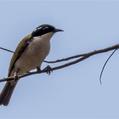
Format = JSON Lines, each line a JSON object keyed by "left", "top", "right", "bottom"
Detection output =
{"left": 0, "top": 81, "right": 18, "bottom": 106}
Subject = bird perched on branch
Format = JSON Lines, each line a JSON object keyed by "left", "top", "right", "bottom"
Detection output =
{"left": 0, "top": 24, "right": 63, "bottom": 106}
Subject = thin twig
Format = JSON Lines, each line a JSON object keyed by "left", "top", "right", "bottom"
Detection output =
{"left": 0, "top": 47, "right": 14, "bottom": 53}
{"left": 44, "top": 54, "right": 85, "bottom": 63}
{"left": 44, "top": 44, "right": 119, "bottom": 63}
{"left": 99, "top": 49, "right": 117, "bottom": 85}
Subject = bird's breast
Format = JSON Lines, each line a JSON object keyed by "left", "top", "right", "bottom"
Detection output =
{"left": 15, "top": 35, "right": 51, "bottom": 74}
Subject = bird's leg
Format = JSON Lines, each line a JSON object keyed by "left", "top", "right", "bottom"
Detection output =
{"left": 43, "top": 65, "right": 53, "bottom": 75}
{"left": 14, "top": 71, "right": 19, "bottom": 82}
{"left": 10, "top": 71, "right": 19, "bottom": 86}
{"left": 36, "top": 66, "right": 41, "bottom": 72}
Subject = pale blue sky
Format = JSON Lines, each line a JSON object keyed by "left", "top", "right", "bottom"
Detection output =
{"left": 0, "top": 1, "right": 119, "bottom": 119}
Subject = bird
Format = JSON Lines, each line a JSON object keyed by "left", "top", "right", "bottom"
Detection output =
{"left": 0, "top": 24, "right": 63, "bottom": 106}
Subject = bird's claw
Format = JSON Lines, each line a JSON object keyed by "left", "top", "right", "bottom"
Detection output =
{"left": 36, "top": 66, "right": 41, "bottom": 72}
{"left": 44, "top": 65, "right": 53, "bottom": 75}
{"left": 14, "top": 75, "right": 19, "bottom": 82}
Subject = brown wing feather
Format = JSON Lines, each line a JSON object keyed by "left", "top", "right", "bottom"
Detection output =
{"left": 8, "top": 34, "right": 32, "bottom": 76}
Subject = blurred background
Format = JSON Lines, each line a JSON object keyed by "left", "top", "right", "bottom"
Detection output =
{"left": 0, "top": 0, "right": 119, "bottom": 119}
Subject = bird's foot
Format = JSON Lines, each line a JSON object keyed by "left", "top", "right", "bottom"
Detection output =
{"left": 43, "top": 65, "right": 53, "bottom": 75}
{"left": 36, "top": 66, "right": 41, "bottom": 72}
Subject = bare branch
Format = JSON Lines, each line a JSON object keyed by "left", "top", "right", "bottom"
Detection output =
{"left": 99, "top": 49, "right": 117, "bottom": 85}
{"left": 0, "top": 43, "right": 119, "bottom": 83}
{"left": 0, "top": 56, "right": 90, "bottom": 83}
{"left": 44, "top": 44, "right": 119, "bottom": 63}
{"left": 0, "top": 47, "right": 14, "bottom": 53}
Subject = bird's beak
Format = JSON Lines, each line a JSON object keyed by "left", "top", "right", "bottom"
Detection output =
{"left": 54, "top": 29, "right": 64, "bottom": 33}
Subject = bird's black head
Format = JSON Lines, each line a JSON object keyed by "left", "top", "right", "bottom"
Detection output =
{"left": 32, "top": 24, "right": 63, "bottom": 37}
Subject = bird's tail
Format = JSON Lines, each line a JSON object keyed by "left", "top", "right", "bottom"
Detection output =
{"left": 0, "top": 81, "right": 18, "bottom": 106}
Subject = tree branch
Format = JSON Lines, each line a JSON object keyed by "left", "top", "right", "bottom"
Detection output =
{"left": 0, "top": 43, "right": 119, "bottom": 83}
{"left": 0, "top": 47, "right": 14, "bottom": 53}
{"left": 99, "top": 49, "right": 117, "bottom": 85}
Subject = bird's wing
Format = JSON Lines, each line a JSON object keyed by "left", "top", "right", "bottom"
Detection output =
{"left": 8, "top": 34, "right": 32, "bottom": 76}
